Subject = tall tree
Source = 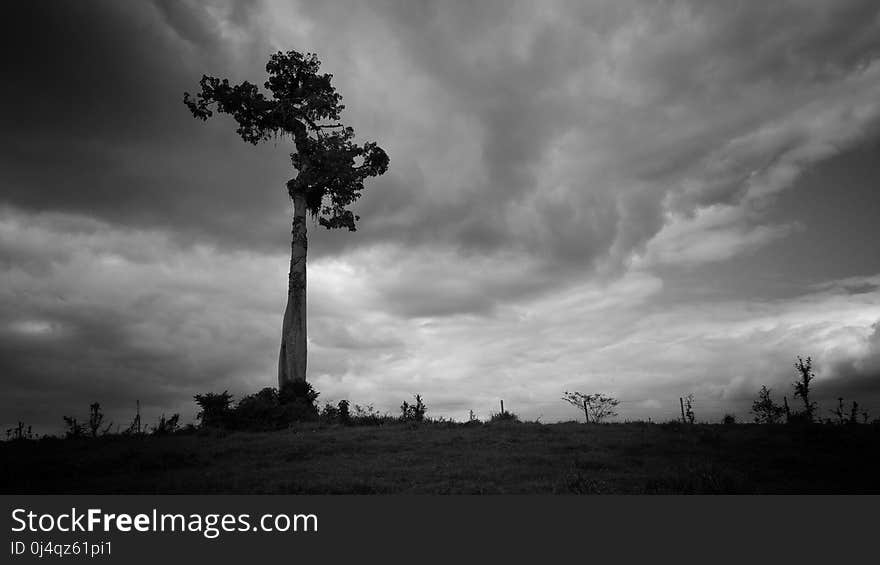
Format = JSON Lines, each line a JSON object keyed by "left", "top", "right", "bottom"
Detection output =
{"left": 184, "top": 51, "right": 389, "bottom": 387}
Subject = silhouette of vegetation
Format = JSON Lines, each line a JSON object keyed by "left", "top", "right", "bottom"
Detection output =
{"left": 184, "top": 50, "right": 389, "bottom": 388}
{"left": 320, "top": 399, "right": 353, "bottom": 425}
{"left": 151, "top": 414, "right": 181, "bottom": 436}
{"left": 562, "top": 391, "right": 620, "bottom": 423}
{"left": 683, "top": 394, "right": 696, "bottom": 424}
{"left": 87, "top": 402, "right": 113, "bottom": 437}
{"left": 194, "top": 382, "right": 321, "bottom": 431}
{"left": 350, "top": 404, "right": 394, "bottom": 426}
{"left": 751, "top": 385, "right": 785, "bottom": 424}
{"left": 194, "top": 391, "right": 234, "bottom": 428}
{"left": 6, "top": 354, "right": 880, "bottom": 493}
{"left": 277, "top": 380, "right": 321, "bottom": 423}
{"left": 62, "top": 416, "right": 86, "bottom": 439}
{"left": 488, "top": 410, "right": 520, "bottom": 424}
{"left": 792, "top": 356, "right": 817, "bottom": 423}
{"left": 5, "top": 422, "right": 34, "bottom": 441}
{"left": 400, "top": 395, "right": 427, "bottom": 423}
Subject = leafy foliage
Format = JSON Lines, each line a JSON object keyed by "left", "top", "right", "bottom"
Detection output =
{"left": 194, "top": 391, "right": 234, "bottom": 428}
{"left": 194, "top": 382, "right": 321, "bottom": 431}
{"left": 562, "top": 391, "right": 620, "bottom": 423}
{"left": 5, "top": 422, "right": 34, "bottom": 441}
{"left": 751, "top": 385, "right": 785, "bottom": 424}
{"left": 88, "top": 402, "right": 112, "bottom": 437}
{"left": 184, "top": 50, "right": 389, "bottom": 230}
{"left": 152, "top": 414, "right": 181, "bottom": 436}
{"left": 62, "top": 416, "right": 86, "bottom": 439}
{"left": 683, "top": 394, "right": 696, "bottom": 424}
{"left": 793, "top": 356, "right": 817, "bottom": 423}
{"left": 400, "top": 395, "right": 427, "bottom": 423}
{"left": 488, "top": 410, "right": 520, "bottom": 424}
{"left": 320, "top": 399, "right": 352, "bottom": 425}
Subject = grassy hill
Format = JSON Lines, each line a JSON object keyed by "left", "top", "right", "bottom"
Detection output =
{"left": 2, "top": 421, "right": 878, "bottom": 494}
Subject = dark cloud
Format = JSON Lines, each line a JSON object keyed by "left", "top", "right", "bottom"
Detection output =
{"left": 0, "top": 0, "right": 293, "bottom": 254}
{"left": 823, "top": 322, "right": 880, "bottom": 406}
{"left": 3, "top": 1, "right": 880, "bottom": 431}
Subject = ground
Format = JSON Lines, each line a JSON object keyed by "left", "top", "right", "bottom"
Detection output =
{"left": 2, "top": 422, "right": 878, "bottom": 493}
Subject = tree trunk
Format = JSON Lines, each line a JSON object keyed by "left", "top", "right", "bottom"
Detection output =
{"left": 278, "top": 189, "right": 308, "bottom": 387}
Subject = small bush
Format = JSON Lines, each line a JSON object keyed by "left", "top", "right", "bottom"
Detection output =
{"left": 62, "top": 416, "right": 86, "bottom": 439}
{"left": 400, "top": 394, "right": 427, "bottom": 422}
{"left": 319, "top": 400, "right": 352, "bottom": 425}
{"left": 488, "top": 411, "right": 520, "bottom": 424}
{"left": 337, "top": 400, "right": 351, "bottom": 425}
{"left": 152, "top": 414, "right": 180, "bottom": 435}
{"left": 194, "top": 391, "right": 234, "bottom": 428}
{"left": 320, "top": 402, "right": 339, "bottom": 422}
{"left": 235, "top": 387, "right": 282, "bottom": 429}
{"left": 5, "top": 422, "right": 34, "bottom": 441}
{"left": 722, "top": 414, "right": 736, "bottom": 425}
{"left": 751, "top": 385, "right": 785, "bottom": 424}
{"left": 792, "top": 356, "right": 817, "bottom": 423}
{"left": 351, "top": 404, "right": 392, "bottom": 426}
{"left": 277, "top": 380, "right": 320, "bottom": 423}
{"left": 88, "top": 403, "right": 112, "bottom": 437}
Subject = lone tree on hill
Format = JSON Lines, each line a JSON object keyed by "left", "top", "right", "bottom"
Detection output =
{"left": 184, "top": 51, "right": 389, "bottom": 387}
{"left": 562, "top": 391, "right": 620, "bottom": 423}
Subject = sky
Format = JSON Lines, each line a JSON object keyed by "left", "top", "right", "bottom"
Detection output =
{"left": 2, "top": 0, "right": 880, "bottom": 433}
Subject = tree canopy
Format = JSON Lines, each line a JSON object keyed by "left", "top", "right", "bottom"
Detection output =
{"left": 184, "top": 50, "right": 389, "bottom": 231}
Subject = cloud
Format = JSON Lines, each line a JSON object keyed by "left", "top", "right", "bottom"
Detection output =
{"left": 3, "top": 1, "right": 880, "bottom": 431}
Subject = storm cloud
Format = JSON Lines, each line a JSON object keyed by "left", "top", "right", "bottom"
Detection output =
{"left": 2, "top": 1, "right": 880, "bottom": 431}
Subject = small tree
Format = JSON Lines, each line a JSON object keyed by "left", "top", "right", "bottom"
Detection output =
{"left": 62, "top": 416, "right": 86, "bottom": 439}
{"left": 337, "top": 399, "right": 351, "bottom": 425}
{"left": 194, "top": 391, "right": 234, "bottom": 428}
{"left": 793, "top": 356, "right": 817, "bottom": 423}
{"left": 683, "top": 393, "right": 696, "bottom": 424}
{"left": 87, "top": 402, "right": 112, "bottom": 437}
{"left": 400, "top": 394, "right": 426, "bottom": 422}
{"left": 751, "top": 385, "right": 785, "bottom": 424}
{"left": 152, "top": 414, "right": 181, "bottom": 435}
{"left": 562, "top": 391, "right": 619, "bottom": 423}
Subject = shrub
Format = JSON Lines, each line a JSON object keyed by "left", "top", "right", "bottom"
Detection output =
{"left": 793, "top": 356, "right": 817, "bottom": 423}
{"left": 488, "top": 410, "right": 520, "bottom": 424}
{"left": 235, "top": 387, "right": 282, "bottom": 429}
{"left": 216, "top": 382, "right": 321, "bottom": 430}
{"left": 337, "top": 400, "right": 351, "bottom": 425}
{"left": 152, "top": 414, "right": 180, "bottom": 435}
{"left": 88, "top": 403, "right": 111, "bottom": 437}
{"left": 5, "top": 422, "right": 34, "bottom": 441}
{"left": 351, "top": 404, "right": 392, "bottom": 426}
{"left": 319, "top": 400, "right": 351, "bottom": 425}
{"left": 464, "top": 410, "right": 482, "bottom": 426}
{"left": 194, "top": 391, "right": 234, "bottom": 428}
{"left": 277, "top": 381, "right": 320, "bottom": 423}
{"left": 400, "top": 394, "right": 427, "bottom": 422}
{"left": 562, "top": 391, "right": 619, "bottom": 423}
{"left": 320, "top": 401, "right": 339, "bottom": 422}
{"left": 683, "top": 394, "right": 696, "bottom": 424}
{"left": 751, "top": 385, "right": 785, "bottom": 424}
{"left": 722, "top": 414, "right": 736, "bottom": 425}
{"left": 62, "top": 416, "right": 86, "bottom": 439}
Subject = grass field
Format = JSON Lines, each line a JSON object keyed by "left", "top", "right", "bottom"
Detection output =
{"left": 2, "top": 421, "right": 878, "bottom": 494}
